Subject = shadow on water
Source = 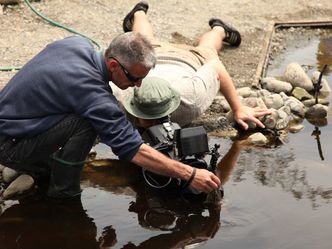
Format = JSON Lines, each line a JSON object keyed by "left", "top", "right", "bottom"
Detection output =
{"left": 1, "top": 29, "right": 332, "bottom": 249}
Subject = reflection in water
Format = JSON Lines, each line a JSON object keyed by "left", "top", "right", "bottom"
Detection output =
{"left": 81, "top": 158, "right": 226, "bottom": 249}
{"left": 234, "top": 141, "right": 332, "bottom": 209}
{"left": 125, "top": 190, "right": 221, "bottom": 249}
{"left": 0, "top": 144, "right": 241, "bottom": 249}
{"left": 311, "top": 126, "right": 324, "bottom": 161}
{"left": 0, "top": 197, "right": 116, "bottom": 249}
{"left": 317, "top": 37, "right": 332, "bottom": 74}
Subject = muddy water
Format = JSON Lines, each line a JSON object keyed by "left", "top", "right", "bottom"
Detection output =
{"left": 1, "top": 31, "right": 332, "bottom": 249}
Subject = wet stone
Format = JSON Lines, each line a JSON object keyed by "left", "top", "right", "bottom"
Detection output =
{"left": 302, "top": 98, "right": 329, "bottom": 107}
{"left": 292, "top": 87, "right": 313, "bottom": 101}
{"left": 2, "top": 174, "right": 34, "bottom": 199}
{"left": 247, "top": 132, "right": 268, "bottom": 146}
{"left": 305, "top": 104, "right": 328, "bottom": 119}
{"left": 2, "top": 167, "right": 19, "bottom": 183}
{"left": 288, "top": 123, "right": 305, "bottom": 133}
{"left": 284, "top": 96, "right": 306, "bottom": 118}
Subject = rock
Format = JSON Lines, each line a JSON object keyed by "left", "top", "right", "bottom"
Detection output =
{"left": 276, "top": 107, "right": 290, "bottom": 130}
{"left": 2, "top": 167, "right": 19, "bottom": 183}
{"left": 211, "top": 96, "right": 230, "bottom": 113}
{"left": 237, "top": 87, "right": 253, "bottom": 98}
{"left": 288, "top": 123, "right": 304, "bottom": 133}
{"left": 302, "top": 98, "right": 329, "bottom": 107}
{"left": 88, "top": 148, "right": 97, "bottom": 161}
{"left": 291, "top": 87, "right": 313, "bottom": 101}
{"left": 241, "top": 97, "right": 267, "bottom": 109}
{"left": 260, "top": 77, "right": 293, "bottom": 94}
{"left": 262, "top": 93, "right": 284, "bottom": 109}
{"left": 307, "top": 118, "right": 328, "bottom": 127}
{"left": 247, "top": 132, "right": 268, "bottom": 145}
{"left": 262, "top": 106, "right": 290, "bottom": 130}
{"left": 0, "top": 164, "right": 5, "bottom": 173}
{"left": 284, "top": 63, "right": 313, "bottom": 91}
{"left": 284, "top": 96, "right": 305, "bottom": 118}
{"left": 2, "top": 174, "right": 34, "bottom": 199}
{"left": 192, "top": 115, "right": 232, "bottom": 132}
{"left": 257, "top": 89, "right": 272, "bottom": 98}
{"left": 279, "top": 92, "right": 289, "bottom": 101}
{"left": 279, "top": 105, "right": 291, "bottom": 115}
{"left": 262, "top": 109, "right": 279, "bottom": 129}
{"left": 312, "top": 71, "right": 331, "bottom": 98}
{"left": 305, "top": 104, "right": 328, "bottom": 119}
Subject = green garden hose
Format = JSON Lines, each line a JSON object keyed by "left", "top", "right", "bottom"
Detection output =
{"left": 0, "top": 0, "right": 101, "bottom": 72}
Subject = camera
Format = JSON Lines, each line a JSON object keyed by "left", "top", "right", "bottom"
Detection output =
{"left": 141, "top": 119, "right": 222, "bottom": 194}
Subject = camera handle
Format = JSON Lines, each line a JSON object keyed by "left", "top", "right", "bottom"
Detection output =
{"left": 208, "top": 144, "right": 221, "bottom": 172}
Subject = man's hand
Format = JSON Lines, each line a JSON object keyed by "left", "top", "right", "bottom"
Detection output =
{"left": 233, "top": 106, "right": 272, "bottom": 130}
{"left": 190, "top": 168, "right": 221, "bottom": 193}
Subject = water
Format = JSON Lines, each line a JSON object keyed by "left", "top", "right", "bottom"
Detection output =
{"left": 0, "top": 30, "right": 332, "bottom": 249}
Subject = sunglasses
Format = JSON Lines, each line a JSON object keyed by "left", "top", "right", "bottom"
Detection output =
{"left": 110, "top": 57, "right": 145, "bottom": 83}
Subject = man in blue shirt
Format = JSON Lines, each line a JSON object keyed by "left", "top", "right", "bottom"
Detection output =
{"left": 0, "top": 32, "right": 221, "bottom": 199}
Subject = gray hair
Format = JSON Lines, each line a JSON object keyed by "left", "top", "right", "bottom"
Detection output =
{"left": 105, "top": 32, "right": 156, "bottom": 69}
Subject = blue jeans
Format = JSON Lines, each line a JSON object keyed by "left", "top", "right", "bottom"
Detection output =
{"left": 0, "top": 115, "right": 97, "bottom": 198}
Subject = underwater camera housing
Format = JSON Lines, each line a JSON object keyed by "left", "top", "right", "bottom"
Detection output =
{"left": 141, "top": 120, "right": 221, "bottom": 193}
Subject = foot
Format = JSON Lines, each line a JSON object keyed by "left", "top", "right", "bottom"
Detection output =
{"left": 123, "top": 1, "right": 149, "bottom": 32}
{"left": 209, "top": 18, "right": 241, "bottom": 47}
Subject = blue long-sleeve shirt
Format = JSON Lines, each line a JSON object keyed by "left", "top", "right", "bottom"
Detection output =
{"left": 0, "top": 36, "right": 143, "bottom": 160}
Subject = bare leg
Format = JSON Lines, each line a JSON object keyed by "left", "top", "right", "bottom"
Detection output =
{"left": 132, "top": 11, "right": 156, "bottom": 42}
{"left": 197, "top": 27, "right": 226, "bottom": 53}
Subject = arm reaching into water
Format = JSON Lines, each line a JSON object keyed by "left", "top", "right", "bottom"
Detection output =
{"left": 131, "top": 143, "right": 221, "bottom": 193}
{"left": 206, "top": 59, "right": 271, "bottom": 130}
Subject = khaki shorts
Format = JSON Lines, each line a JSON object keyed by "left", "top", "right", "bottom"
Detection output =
{"left": 152, "top": 41, "right": 219, "bottom": 70}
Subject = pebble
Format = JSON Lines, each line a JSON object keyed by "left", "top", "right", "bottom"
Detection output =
{"left": 0, "top": 164, "right": 5, "bottom": 173}
{"left": 2, "top": 174, "right": 34, "bottom": 199}
{"left": 2, "top": 167, "right": 19, "bottom": 183}
{"left": 247, "top": 132, "right": 268, "bottom": 145}
{"left": 288, "top": 124, "right": 305, "bottom": 133}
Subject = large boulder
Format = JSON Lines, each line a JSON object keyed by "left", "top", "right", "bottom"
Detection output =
{"left": 284, "top": 63, "right": 314, "bottom": 91}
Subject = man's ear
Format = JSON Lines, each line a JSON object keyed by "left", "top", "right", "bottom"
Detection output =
{"left": 107, "top": 59, "right": 118, "bottom": 72}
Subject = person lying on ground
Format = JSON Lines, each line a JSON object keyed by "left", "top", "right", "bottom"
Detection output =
{"left": 112, "top": 1, "right": 271, "bottom": 129}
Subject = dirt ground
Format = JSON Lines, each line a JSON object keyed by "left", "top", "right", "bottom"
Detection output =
{"left": 1, "top": 0, "right": 332, "bottom": 106}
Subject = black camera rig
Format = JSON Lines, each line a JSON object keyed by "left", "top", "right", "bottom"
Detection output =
{"left": 141, "top": 121, "right": 222, "bottom": 193}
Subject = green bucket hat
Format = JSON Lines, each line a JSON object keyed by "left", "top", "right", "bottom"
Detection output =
{"left": 123, "top": 76, "right": 181, "bottom": 119}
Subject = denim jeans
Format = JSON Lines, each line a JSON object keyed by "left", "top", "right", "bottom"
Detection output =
{"left": 0, "top": 115, "right": 97, "bottom": 198}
